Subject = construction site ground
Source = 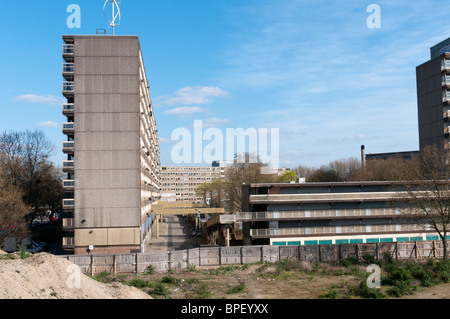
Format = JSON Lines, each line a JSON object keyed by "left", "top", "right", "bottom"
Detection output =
{"left": 0, "top": 214, "right": 449, "bottom": 300}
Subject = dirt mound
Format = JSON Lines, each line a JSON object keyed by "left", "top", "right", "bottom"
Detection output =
{"left": 0, "top": 252, "right": 151, "bottom": 299}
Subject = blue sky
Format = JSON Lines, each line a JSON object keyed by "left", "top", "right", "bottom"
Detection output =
{"left": 1, "top": 1, "right": 449, "bottom": 169}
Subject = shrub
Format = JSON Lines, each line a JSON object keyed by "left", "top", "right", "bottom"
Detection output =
{"left": 127, "top": 278, "right": 151, "bottom": 288}
{"left": 145, "top": 265, "right": 155, "bottom": 275}
{"left": 161, "top": 275, "right": 180, "bottom": 285}
{"left": 226, "top": 280, "right": 246, "bottom": 294}
{"left": 151, "top": 282, "right": 169, "bottom": 298}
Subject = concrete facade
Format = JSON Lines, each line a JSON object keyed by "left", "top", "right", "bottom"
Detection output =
{"left": 160, "top": 165, "right": 225, "bottom": 204}
{"left": 62, "top": 35, "right": 160, "bottom": 255}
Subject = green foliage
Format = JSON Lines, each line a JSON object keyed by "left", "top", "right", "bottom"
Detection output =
{"left": 323, "top": 257, "right": 450, "bottom": 299}
{"left": 145, "top": 264, "right": 155, "bottom": 275}
{"left": 93, "top": 271, "right": 111, "bottom": 283}
{"left": 276, "top": 170, "right": 298, "bottom": 183}
{"left": 127, "top": 277, "right": 152, "bottom": 289}
{"left": 18, "top": 247, "right": 31, "bottom": 259}
{"left": 192, "top": 282, "right": 211, "bottom": 299}
{"left": 150, "top": 282, "right": 169, "bottom": 298}
{"left": 161, "top": 275, "right": 180, "bottom": 285}
{"left": 226, "top": 280, "right": 246, "bottom": 294}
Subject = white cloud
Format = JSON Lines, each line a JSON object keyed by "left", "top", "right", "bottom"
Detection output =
{"left": 14, "top": 94, "right": 64, "bottom": 105}
{"left": 156, "top": 86, "right": 229, "bottom": 106}
{"left": 164, "top": 106, "right": 206, "bottom": 117}
{"left": 202, "top": 117, "right": 230, "bottom": 128}
{"left": 36, "top": 121, "right": 60, "bottom": 128}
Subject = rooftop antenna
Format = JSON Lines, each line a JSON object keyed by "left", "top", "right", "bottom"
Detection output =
{"left": 103, "top": 0, "right": 121, "bottom": 35}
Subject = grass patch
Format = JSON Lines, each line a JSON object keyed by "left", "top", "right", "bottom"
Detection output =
{"left": 226, "top": 280, "right": 246, "bottom": 294}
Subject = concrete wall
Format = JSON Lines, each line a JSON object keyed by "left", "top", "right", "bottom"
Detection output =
{"left": 70, "top": 36, "right": 147, "bottom": 254}
{"left": 63, "top": 241, "right": 445, "bottom": 275}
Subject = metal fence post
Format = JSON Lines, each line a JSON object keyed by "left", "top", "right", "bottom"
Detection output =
{"left": 90, "top": 255, "right": 94, "bottom": 276}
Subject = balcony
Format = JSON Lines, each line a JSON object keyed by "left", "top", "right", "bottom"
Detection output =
{"left": 62, "top": 103, "right": 74, "bottom": 116}
{"left": 62, "top": 160, "right": 74, "bottom": 173}
{"left": 62, "top": 218, "right": 74, "bottom": 230}
{"left": 445, "top": 142, "right": 450, "bottom": 150}
{"left": 62, "top": 198, "right": 74, "bottom": 210}
{"left": 62, "top": 81, "right": 74, "bottom": 97}
{"left": 62, "top": 236, "right": 74, "bottom": 249}
{"left": 446, "top": 127, "right": 450, "bottom": 135}
{"left": 62, "top": 179, "right": 75, "bottom": 191}
{"left": 63, "top": 63, "right": 74, "bottom": 80}
{"left": 63, "top": 44, "right": 74, "bottom": 61}
{"left": 443, "top": 75, "right": 450, "bottom": 87}
{"left": 444, "top": 111, "right": 450, "bottom": 121}
{"left": 62, "top": 122, "right": 74, "bottom": 135}
{"left": 62, "top": 141, "right": 74, "bottom": 154}
{"left": 442, "top": 59, "right": 450, "bottom": 71}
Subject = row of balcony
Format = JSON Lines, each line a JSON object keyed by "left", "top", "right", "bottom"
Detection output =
{"left": 62, "top": 44, "right": 75, "bottom": 249}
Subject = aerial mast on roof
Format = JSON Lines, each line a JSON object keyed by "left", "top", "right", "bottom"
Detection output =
{"left": 103, "top": 0, "right": 121, "bottom": 35}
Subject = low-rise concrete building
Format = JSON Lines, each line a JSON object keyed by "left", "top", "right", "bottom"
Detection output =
{"left": 240, "top": 182, "right": 439, "bottom": 246}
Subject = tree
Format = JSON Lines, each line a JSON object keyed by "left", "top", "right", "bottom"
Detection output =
{"left": 394, "top": 145, "right": 450, "bottom": 259}
{"left": 276, "top": 170, "right": 298, "bottom": 183}
{"left": 195, "top": 182, "right": 211, "bottom": 205}
{"left": 224, "top": 153, "right": 277, "bottom": 212}
{"left": 352, "top": 156, "right": 415, "bottom": 181}
{"left": 0, "top": 130, "right": 62, "bottom": 224}
{"left": 0, "top": 164, "right": 30, "bottom": 247}
{"left": 296, "top": 158, "right": 362, "bottom": 183}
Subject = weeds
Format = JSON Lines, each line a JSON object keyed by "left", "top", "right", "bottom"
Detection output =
{"left": 323, "top": 257, "right": 450, "bottom": 299}
{"left": 226, "top": 280, "right": 246, "bottom": 294}
{"left": 192, "top": 282, "right": 211, "bottom": 299}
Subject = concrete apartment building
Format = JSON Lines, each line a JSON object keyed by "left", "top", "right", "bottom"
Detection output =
{"left": 416, "top": 37, "right": 450, "bottom": 151}
{"left": 239, "top": 182, "right": 438, "bottom": 246}
{"left": 61, "top": 35, "right": 161, "bottom": 255}
{"left": 160, "top": 163, "right": 225, "bottom": 203}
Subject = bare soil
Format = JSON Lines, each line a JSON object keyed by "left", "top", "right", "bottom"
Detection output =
{"left": 2, "top": 249, "right": 450, "bottom": 299}
{"left": 0, "top": 250, "right": 151, "bottom": 299}
{"left": 109, "top": 262, "right": 450, "bottom": 299}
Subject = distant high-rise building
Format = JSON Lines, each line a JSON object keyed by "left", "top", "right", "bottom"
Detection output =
{"left": 61, "top": 35, "right": 160, "bottom": 255}
{"left": 416, "top": 37, "right": 450, "bottom": 151}
{"left": 160, "top": 164, "right": 225, "bottom": 204}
